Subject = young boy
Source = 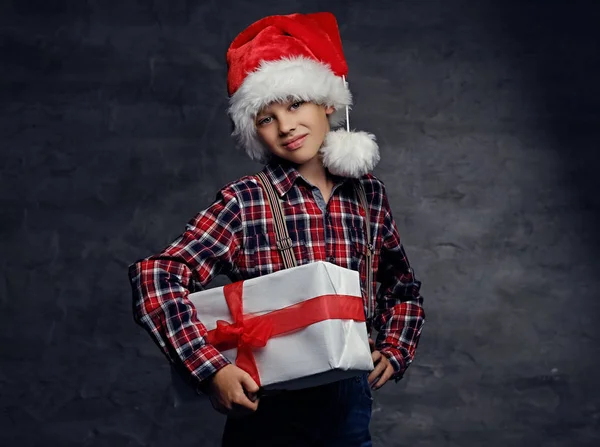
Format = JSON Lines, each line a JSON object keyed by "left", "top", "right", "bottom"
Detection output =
{"left": 129, "top": 12, "right": 425, "bottom": 446}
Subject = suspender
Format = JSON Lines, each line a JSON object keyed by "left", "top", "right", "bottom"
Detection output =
{"left": 256, "top": 172, "right": 297, "bottom": 269}
{"left": 255, "top": 172, "right": 373, "bottom": 328}
{"left": 354, "top": 180, "right": 374, "bottom": 331}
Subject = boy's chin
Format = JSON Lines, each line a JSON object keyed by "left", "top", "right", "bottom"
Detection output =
{"left": 289, "top": 153, "right": 321, "bottom": 166}
{"left": 276, "top": 148, "right": 321, "bottom": 166}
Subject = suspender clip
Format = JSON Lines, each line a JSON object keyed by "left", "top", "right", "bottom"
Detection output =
{"left": 276, "top": 237, "right": 293, "bottom": 252}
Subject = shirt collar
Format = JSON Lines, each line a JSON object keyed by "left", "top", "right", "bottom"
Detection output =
{"left": 262, "top": 157, "right": 349, "bottom": 197}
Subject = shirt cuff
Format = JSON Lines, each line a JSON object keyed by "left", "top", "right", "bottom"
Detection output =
{"left": 184, "top": 344, "right": 232, "bottom": 395}
{"left": 379, "top": 346, "right": 407, "bottom": 382}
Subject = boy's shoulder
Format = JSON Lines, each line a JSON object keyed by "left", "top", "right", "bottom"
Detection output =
{"left": 216, "top": 172, "right": 264, "bottom": 200}
{"left": 358, "top": 173, "right": 387, "bottom": 195}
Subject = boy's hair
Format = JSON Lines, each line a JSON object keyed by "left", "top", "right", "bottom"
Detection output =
{"left": 225, "top": 12, "right": 380, "bottom": 178}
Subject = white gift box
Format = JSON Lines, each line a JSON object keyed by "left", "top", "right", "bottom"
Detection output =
{"left": 171, "top": 261, "right": 374, "bottom": 404}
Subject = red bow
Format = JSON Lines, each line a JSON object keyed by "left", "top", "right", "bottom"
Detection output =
{"left": 208, "top": 282, "right": 273, "bottom": 384}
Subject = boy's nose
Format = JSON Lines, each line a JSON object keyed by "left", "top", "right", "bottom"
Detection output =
{"left": 277, "top": 114, "right": 296, "bottom": 135}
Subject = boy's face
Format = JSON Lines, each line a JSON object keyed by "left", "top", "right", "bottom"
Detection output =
{"left": 255, "top": 100, "right": 335, "bottom": 165}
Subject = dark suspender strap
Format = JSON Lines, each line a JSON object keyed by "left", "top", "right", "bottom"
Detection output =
{"left": 354, "top": 180, "right": 374, "bottom": 334}
{"left": 256, "top": 172, "right": 297, "bottom": 269}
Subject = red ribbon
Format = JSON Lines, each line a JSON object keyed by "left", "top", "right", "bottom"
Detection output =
{"left": 206, "top": 281, "right": 365, "bottom": 386}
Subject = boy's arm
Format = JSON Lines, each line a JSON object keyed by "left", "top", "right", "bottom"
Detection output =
{"left": 373, "top": 187, "right": 426, "bottom": 382}
{"left": 129, "top": 188, "right": 243, "bottom": 390}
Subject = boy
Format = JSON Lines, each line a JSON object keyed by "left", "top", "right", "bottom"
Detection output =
{"left": 129, "top": 12, "right": 425, "bottom": 446}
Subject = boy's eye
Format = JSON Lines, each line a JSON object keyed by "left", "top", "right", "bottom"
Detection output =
{"left": 290, "top": 101, "right": 305, "bottom": 110}
{"left": 257, "top": 116, "right": 272, "bottom": 126}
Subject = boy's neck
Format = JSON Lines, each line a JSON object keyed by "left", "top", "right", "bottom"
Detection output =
{"left": 296, "top": 155, "right": 331, "bottom": 188}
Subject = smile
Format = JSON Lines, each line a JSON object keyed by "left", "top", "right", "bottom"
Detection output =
{"left": 282, "top": 134, "right": 308, "bottom": 150}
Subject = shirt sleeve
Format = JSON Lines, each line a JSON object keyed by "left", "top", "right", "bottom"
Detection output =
{"left": 128, "top": 187, "right": 243, "bottom": 389}
{"left": 374, "top": 186, "right": 426, "bottom": 381}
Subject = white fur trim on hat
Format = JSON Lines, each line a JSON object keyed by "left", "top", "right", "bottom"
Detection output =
{"left": 228, "top": 56, "right": 351, "bottom": 162}
{"left": 320, "top": 129, "right": 380, "bottom": 178}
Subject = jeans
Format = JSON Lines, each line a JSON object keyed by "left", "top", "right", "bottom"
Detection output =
{"left": 222, "top": 374, "right": 373, "bottom": 447}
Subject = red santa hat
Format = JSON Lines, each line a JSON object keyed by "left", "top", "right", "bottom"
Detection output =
{"left": 226, "top": 12, "right": 379, "bottom": 178}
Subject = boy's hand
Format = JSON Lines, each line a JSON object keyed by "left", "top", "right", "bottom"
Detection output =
{"left": 207, "top": 364, "right": 260, "bottom": 417}
{"left": 367, "top": 338, "right": 394, "bottom": 390}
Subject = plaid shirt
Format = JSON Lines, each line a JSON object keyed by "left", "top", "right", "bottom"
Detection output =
{"left": 129, "top": 159, "right": 425, "bottom": 387}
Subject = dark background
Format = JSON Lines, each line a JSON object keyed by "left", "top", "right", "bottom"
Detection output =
{"left": 2, "top": 0, "right": 600, "bottom": 446}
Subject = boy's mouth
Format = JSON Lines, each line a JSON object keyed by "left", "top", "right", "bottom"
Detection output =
{"left": 282, "top": 134, "right": 308, "bottom": 150}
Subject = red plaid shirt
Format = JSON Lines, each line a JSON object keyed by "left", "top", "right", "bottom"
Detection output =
{"left": 129, "top": 159, "right": 425, "bottom": 387}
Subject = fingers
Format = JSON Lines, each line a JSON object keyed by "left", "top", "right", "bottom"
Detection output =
{"left": 232, "top": 392, "right": 259, "bottom": 414}
{"left": 367, "top": 350, "right": 382, "bottom": 383}
{"left": 367, "top": 351, "right": 387, "bottom": 386}
{"left": 241, "top": 372, "right": 260, "bottom": 394}
{"left": 214, "top": 384, "right": 259, "bottom": 416}
{"left": 231, "top": 374, "right": 260, "bottom": 413}
{"left": 240, "top": 372, "right": 260, "bottom": 403}
{"left": 368, "top": 352, "right": 394, "bottom": 389}
{"left": 368, "top": 338, "right": 376, "bottom": 353}
{"left": 371, "top": 350, "right": 382, "bottom": 362}
{"left": 207, "top": 366, "right": 260, "bottom": 416}
{"left": 371, "top": 362, "right": 394, "bottom": 390}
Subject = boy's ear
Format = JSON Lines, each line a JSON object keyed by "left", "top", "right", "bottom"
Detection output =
{"left": 324, "top": 105, "right": 335, "bottom": 115}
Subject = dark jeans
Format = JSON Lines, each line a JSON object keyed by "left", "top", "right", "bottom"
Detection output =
{"left": 222, "top": 374, "right": 373, "bottom": 447}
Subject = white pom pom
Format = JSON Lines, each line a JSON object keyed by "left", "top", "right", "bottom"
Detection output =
{"left": 320, "top": 129, "right": 380, "bottom": 178}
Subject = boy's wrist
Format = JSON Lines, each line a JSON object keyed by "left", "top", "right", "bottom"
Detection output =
{"left": 184, "top": 345, "right": 231, "bottom": 395}
{"left": 379, "top": 347, "right": 406, "bottom": 381}
{"left": 195, "top": 361, "right": 231, "bottom": 395}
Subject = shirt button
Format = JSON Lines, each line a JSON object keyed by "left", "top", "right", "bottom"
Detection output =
{"left": 327, "top": 256, "right": 335, "bottom": 263}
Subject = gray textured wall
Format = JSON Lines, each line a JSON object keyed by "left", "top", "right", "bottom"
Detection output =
{"left": 2, "top": 1, "right": 599, "bottom": 446}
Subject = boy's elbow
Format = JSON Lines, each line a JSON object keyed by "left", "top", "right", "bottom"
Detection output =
{"left": 128, "top": 258, "right": 158, "bottom": 322}
{"left": 128, "top": 257, "right": 147, "bottom": 283}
